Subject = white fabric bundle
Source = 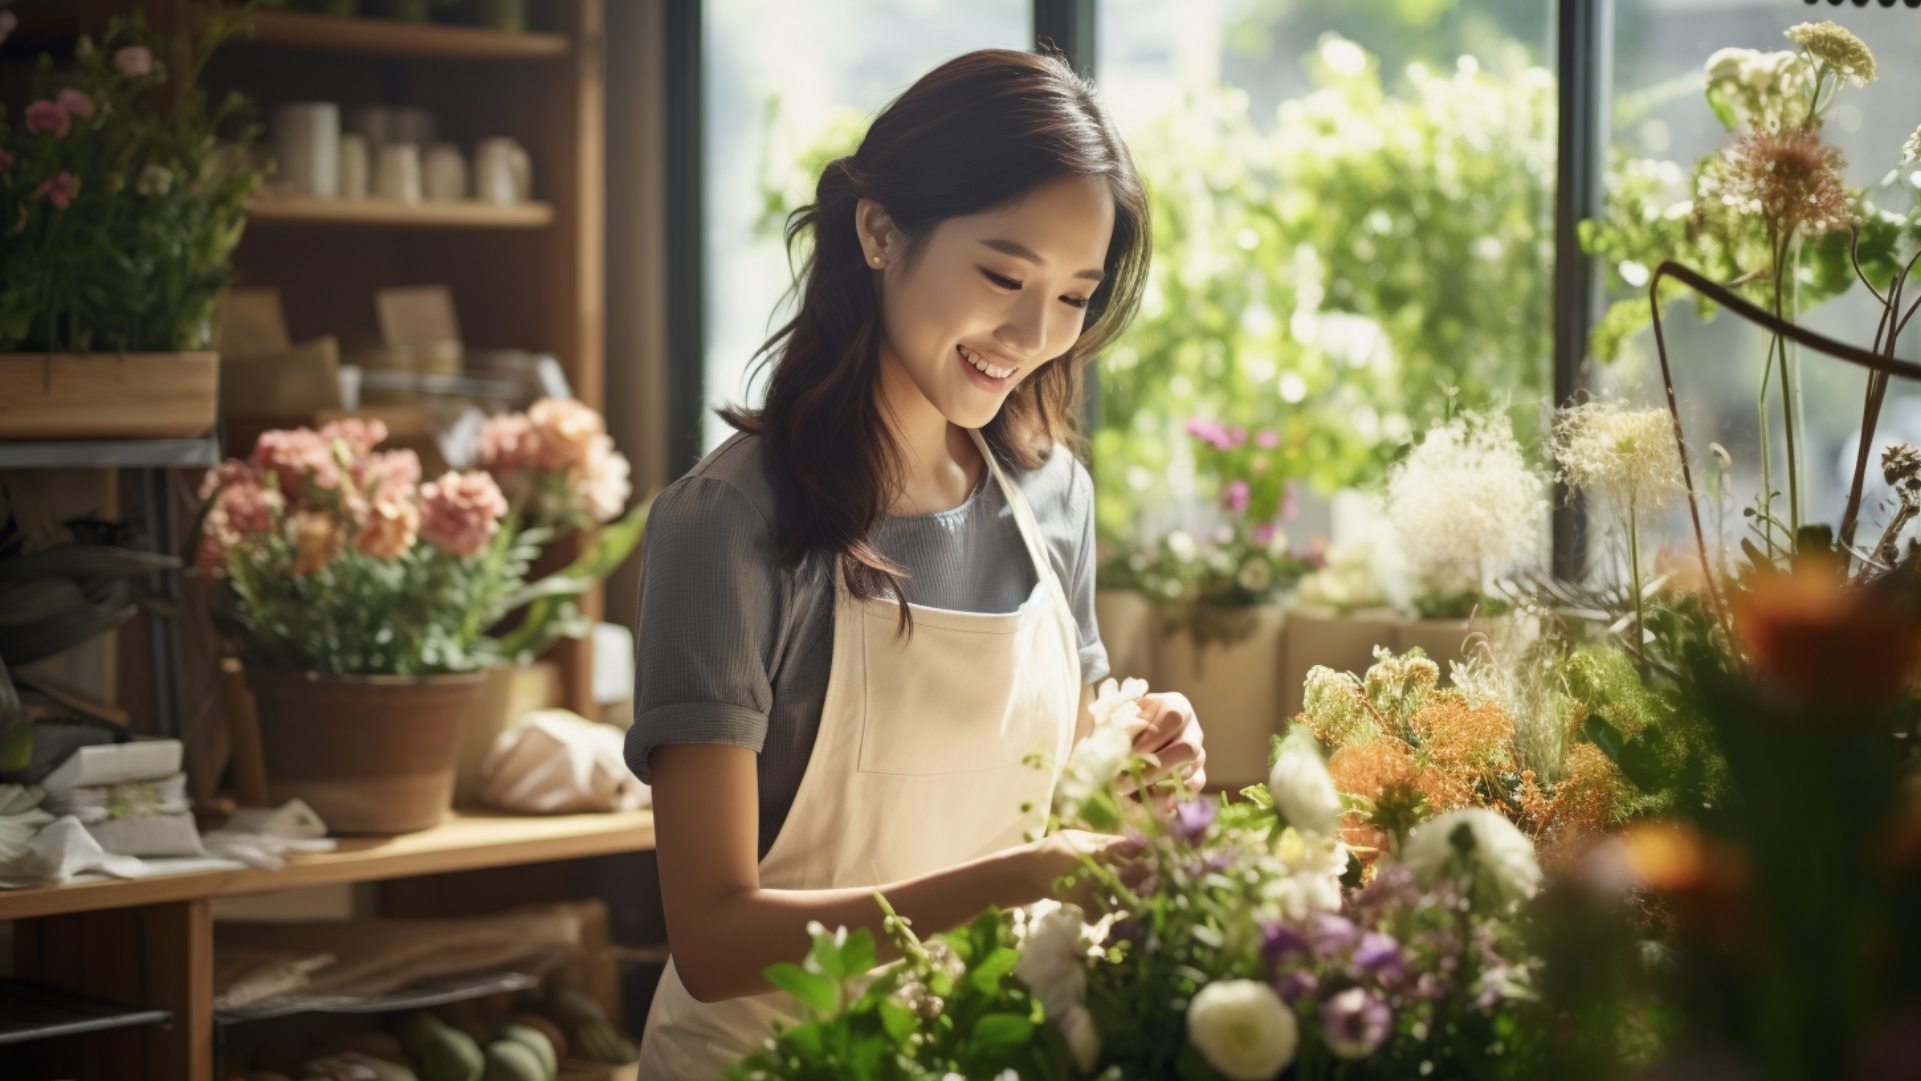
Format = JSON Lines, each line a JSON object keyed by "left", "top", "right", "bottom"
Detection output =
{"left": 479, "top": 709, "right": 649, "bottom": 814}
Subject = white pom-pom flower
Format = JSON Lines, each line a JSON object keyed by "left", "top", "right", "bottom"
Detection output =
{"left": 1186, "top": 979, "right": 1299, "bottom": 1081}
{"left": 1267, "top": 727, "right": 1341, "bottom": 838}
{"left": 1401, "top": 808, "right": 1542, "bottom": 911}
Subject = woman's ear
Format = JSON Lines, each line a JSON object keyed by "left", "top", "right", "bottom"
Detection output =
{"left": 854, "top": 197, "right": 901, "bottom": 269}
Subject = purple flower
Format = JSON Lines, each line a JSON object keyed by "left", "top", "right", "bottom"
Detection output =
{"left": 55, "top": 88, "right": 95, "bottom": 120}
{"left": 1221, "top": 480, "right": 1251, "bottom": 514}
{"left": 1320, "top": 987, "right": 1393, "bottom": 1059}
{"left": 1273, "top": 968, "right": 1318, "bottom": 1004}
{"left": 1309, "top": 913, "right": 1360, "bottom": 957}
{"left": 25, "top": 100, "right": 70, "bottom": 138}
{"left": 1256, "top": 430, "right": 1281, "bottom": 450}
{"left": 1105, "top": 917, "right": 1144, "bottom": 947}
{"left": 1171, "top": 798, "right": 1216, "bottom": 843}
{"left": 113, "top": 45, "right": 153, "bottom": 78}
{"left": 1261, "top": 922, "right": 1309, "bottom": 966}
{"left": 1354, "top": 931, "right": 1406, "bottom": 982}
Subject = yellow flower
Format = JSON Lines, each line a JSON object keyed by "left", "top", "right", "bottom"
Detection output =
{"left": 1785, "top": 21, "right": 1875, "bottom": 86}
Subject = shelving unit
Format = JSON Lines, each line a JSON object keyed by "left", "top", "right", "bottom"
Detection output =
{"left": 238, "top": 8, "right": 570, "bottom": 61}
{"left": 0, "top": 979, "right": 173, "bottom": 1047}
{"left": 248, "top": 193, "right": 556, "bottom": 228}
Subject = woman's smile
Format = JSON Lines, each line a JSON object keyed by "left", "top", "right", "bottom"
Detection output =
{"left": 958, "top": 343, "right": 1019, "bottom": 391}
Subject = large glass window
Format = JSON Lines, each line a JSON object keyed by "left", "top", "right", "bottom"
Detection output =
{"left": 702, "top": 0, "right": 1031, "bottom": 451}
{"left": 1094, "top": 0, "right": 1556, "bottom": 549}
{"left": 1596, "top": 3, "right": 1921, "bottom": 556}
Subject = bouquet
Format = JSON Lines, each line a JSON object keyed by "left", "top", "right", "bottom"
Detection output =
{"left": 194, "top": 399, "right": 644, "bottom": 675}
{"left": 0, "top": 8, "right": 262, "bottom": 353}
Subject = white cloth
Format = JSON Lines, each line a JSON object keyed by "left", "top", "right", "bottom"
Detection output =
{"left": 201, "top": 798, "right": 337, "bottom": 869}
{"left": 0, "top": 797, "right": 337, "bottom": 886}
{"left": 637, "top": 429, "right": 1083, "bottom": 1078}
{"left": 479, "top": 709, "right": 650, "bottom": 814}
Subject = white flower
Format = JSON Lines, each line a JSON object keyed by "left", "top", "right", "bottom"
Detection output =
{"left": 1054, "top": 722, "right": 1135, "bottom": 821}
{"left": 1902, "top": 123, "right": 1920, "bottom": 167}
{"left": 1013, "top": 903, "right": 1088, "bottom": 1021}
{"left": 1255, "top": 830, "right": 1348, "bottom": 920}
{"left": 1059, "top": 1004, "right": 1102, "bottom": 1074}
{"left": 1088, "top": 676, "right": 1151, "bottom": 734}
{"left": 1703, "top": 48, "right": 1812, "bottom": 132}
{"left": 1551, "top": 400, "right": 1686, "bottom": 517}
{"left": 1186, "top": 980, "right": 1299, "bottom": 1081}
{"left": 136, "top": 163, "right": 173, "bottom": 196}
{"left": 1401, "top": 808, "right": 1542, "bottom": 911}
{"left": 1384, "top": 411, "right": 1546, "bottom": 601}
{"left": 1267, "top": 727, "right": 1341, "bottom": 838}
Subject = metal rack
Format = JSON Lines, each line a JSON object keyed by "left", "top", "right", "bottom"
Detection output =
{"left": 0, "top": 978, "right": 173, "bottom": 1047}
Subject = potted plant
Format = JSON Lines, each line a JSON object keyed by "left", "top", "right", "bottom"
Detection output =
{"left": 1103, "top": 419, "right": 1315, "bottom": 790}
{"left": 1382, "top": 410, "right": 1546, "bottom": 670}
{"left": 0, "top": 10, "right": 260, "bottom": 439}
{"left": 194, "top": 402, "right": 643, "bottom": 834}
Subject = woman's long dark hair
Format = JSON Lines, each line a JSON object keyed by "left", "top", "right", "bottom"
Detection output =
{"left": 721, "top": 49, "right": 1151, "bottom": 626}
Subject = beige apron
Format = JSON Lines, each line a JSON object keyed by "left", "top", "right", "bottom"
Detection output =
{"left": 637, "top": 430, "right": 1083, "bottom": 1079}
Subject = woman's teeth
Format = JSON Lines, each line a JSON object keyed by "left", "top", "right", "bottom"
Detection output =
{"left": 961, "top": 346, "right": 1014, "bottom": 380}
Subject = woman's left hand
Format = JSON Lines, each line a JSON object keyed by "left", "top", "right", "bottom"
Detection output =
{"left": 1124, "top": 692, "right": 1206, "bottom": 800}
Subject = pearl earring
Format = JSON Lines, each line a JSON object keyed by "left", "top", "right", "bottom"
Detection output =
{"left": 871, "top": 255, "right": 884, "bottom": 266}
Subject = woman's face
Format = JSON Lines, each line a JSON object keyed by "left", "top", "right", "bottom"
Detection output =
{"left": 858, "top": 175, "right": 1116, "bottom": 431}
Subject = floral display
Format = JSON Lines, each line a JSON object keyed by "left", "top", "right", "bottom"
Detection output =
{"left": 0, "top": 9, "right": 261, "bottom": 352}
{"left": 1384, "top": 412, "right": 1546, "bottom": 618}
{"left": 194, "top": 402, "right": 644, "bottom": 675}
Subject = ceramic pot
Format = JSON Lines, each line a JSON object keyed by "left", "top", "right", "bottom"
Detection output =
{"left": 1279, "top": 606, "right": 1401, "bottom": 717}
{"left": 247, "top": 667, "right": 484, "bottom": 834}
{"left": 1093, "top": 589, "right": 1157, "bottom": 684}
{"left": 1152, "top": 604, "right": 1286, "bottom": 792}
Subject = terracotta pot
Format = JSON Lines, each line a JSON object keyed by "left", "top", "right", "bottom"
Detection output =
{"left": 1279, "top": 607, "right": 1401, "bottom": 717}
{"left": 1393, "top": 619, "right": 1474, "bottom": 673}
{"left": 1152, "top": 605, "right": 1286, "bottom": 792}
{"left": 455, "top": 660, "right": 560, "bottom": 807}
{"left": 246, "top": 667, "right": 485, "bottom": 835}
{"left": 1094, "top": 589, "right": 1157, "bottom": 684}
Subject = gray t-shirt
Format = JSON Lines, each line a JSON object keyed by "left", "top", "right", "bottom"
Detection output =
{"left": 624, "top": 432, "right": 1108, "bottom": 858}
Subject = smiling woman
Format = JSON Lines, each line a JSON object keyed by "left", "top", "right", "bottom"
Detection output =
{"left": 624, "top": 49, "right": 1191, "bottom": 1080}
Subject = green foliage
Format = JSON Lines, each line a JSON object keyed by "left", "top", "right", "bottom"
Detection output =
{"left": 0, "top": 9, "right": 263, "bottom": 353}
{"left": 1561, "top": 638, "right": 1726, "bottom": 820}
{"left": 494, "top": 501, "right": 649, "bottom": 662}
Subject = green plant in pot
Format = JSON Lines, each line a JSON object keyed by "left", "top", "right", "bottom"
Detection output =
{"left": 194, "top": 400, "right": 645, "bottom": 834}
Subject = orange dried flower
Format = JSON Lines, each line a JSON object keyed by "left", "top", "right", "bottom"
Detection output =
{"left": 1328, "top": 737, "right": 1421, "bottom": 802}
{"left": 1410, "top": 696, "right": 1516, "bottom": 780}
{"left": 1717, "top": 129, "right": 1856, "bottom": 235}
{"left": 1534, "top": 744, "right": 1627, "bottom": 865}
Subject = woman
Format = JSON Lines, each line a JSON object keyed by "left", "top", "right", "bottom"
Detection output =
{"left": 628, "top": 49, "right": 1206, "bottom": 1077}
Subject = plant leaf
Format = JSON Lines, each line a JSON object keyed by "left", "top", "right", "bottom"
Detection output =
{"left": 764, "top": 962, "right": 839, "bottom": 1016}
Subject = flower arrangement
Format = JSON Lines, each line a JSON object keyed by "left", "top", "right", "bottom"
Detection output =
{"left": 1384, "top": 412, "right": 1546, "bottom": 618}
{"left": 0, "top": 9, "right": 262, "bottom": 353}
{"left": 1098, "top": 419, "right": 1318, "bottom": 645}
{"left": 195, "top": 400, "right": 644, "bottom": 675}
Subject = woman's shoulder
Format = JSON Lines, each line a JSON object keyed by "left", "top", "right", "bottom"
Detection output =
{"left": 652, "top": 432, "right": 780, "bottom": 538}
{"left": 1002, "top": 440, "right": 1093, "bottom": 524}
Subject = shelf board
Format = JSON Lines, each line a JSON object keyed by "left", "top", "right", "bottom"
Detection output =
{"left": 0, "top": 978, "right": 173, "bottom": 1047}
{"left": 239, "top": 9, "right": 568, "bottom": 61}
{"left": 0, "top": 436, "right": 221, "bottom": 470}
{"left": 248, "top": 194, "right": 555, "bottom": 229}
{"left": 0, "top": 809, "right": 655, "bottom": 922}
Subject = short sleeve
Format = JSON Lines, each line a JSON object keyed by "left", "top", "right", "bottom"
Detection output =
{"left": 624, "top": 475, "right": 782, "bottom": 784}
{"left": 1063, "top": 457, "right": 1110, "bottom": 685}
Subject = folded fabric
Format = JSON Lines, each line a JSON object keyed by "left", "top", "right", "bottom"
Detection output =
{"left": 0, "top": 815, "right": 152, "bottom": 887}
{"left": 84, "top": 812, "right": 208, "bottom": 858}
{"left": 0, "top": 785, "right": 54, "bottom": 866}
{"left": 200, "top": 798, "right": 336, "bottom": 869}
{"left": 41, "top": 771, "right": 193, "bottom": 823}
{"left": 480, "top": 709, "right": 650, "bottom": 814}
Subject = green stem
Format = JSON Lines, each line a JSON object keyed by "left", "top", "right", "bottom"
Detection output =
{"left": 1777, "top": 235, "right": 1803, "bottom": 540}
{"left": 1757, "top": 333, "right": 1778, "bottom": 558}
{"left": 1628, "top": 500, "right": 1645, "bottom": 675}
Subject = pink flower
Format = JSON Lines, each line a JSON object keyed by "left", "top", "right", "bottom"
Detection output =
{"left": 0, "top": 10, "right": 18, "bottom": 47}
{"left": 54, "top": 88, "right": 94, "bottom": 121}
{"left": 196, "top": 475, "right": 284, "bottom": 576}
{"left": 25, "top": 100, "right": 70, "bottom": 138}
{"left": 1222, "top": 479, "right": 1251, "bottom": 514}
{"left": 1257, "top": 430, "right": 1281, "bottom": 450}
{"left": 198, "top": 459, "right": 261, "bottom": 501}
{"left": 34, "top": 171, "right": 77, "bottom": 208}
{"left": 479, "top": 412, "right": 541, "bottom": 475}
{"left": 0, "top": 148, "right": 12, "bottom": 172}
{"left": 578, "top": 435, "right": 632, "bottom": 523}
{"left": 249, "top": 427, "right": 339, "bottom": 498}
{"left": 528, "top": 397, "right": 606, "bottom": 471}
{"left": 291, "top": 511, "right": 345, "bottom": 576}
{"left": 318, "top": 417, "right": 388, "bottom": 455}
{"left": 1253, "top": 523, "right": 1279, "bottom": 548}
{"left": 354, "top": 497, "right": 420, "bottom": 561}
{"left": 113, "top": 46, "right": 153, "bottom": 78}
{"left": 1282, "top": 481, "right": 1299, "bottom": 520}
{"left": 419, "top": 470, "right": 508, "bottom": 557}
{"left": 361, "top": 449, "right": 420, "bottom": 501}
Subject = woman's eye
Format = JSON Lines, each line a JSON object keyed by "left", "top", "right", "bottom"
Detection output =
{"left": 980, "top": 268, "right": 1022, "bottom": 291}
{"left": 1061, "top": 295, "right": 1091, "bottom": 311}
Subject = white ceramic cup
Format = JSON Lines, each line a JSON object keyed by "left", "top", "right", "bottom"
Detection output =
{"left": 337, "top": 134, "right": 370, "bottom": 199}
{"left": 424, "top": 143, "right": 468, "bottom": 201}
{"left": 473, "top": 137, "right": 531, "bottom": 205}
{"left": 347, "top": 105, "right": 394, "bottom": 152}
{"left": 375, "top": 141, "right": 423, "bottom": 204}
{"left": 273, "top": 102, "right": 340, "bottom": 197}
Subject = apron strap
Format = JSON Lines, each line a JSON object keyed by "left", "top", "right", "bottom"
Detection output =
{"left": 967, "top": 428, "right": 1068, "bottom": 604}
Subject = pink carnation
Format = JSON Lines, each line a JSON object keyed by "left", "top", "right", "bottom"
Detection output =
{"left": 479, "top": 412, "right": 541, "bottom": 475}
{"left": 528, "top": 397, "right": 605, "bottom": 471}
{"left": 197, "top": 459, "right": 259, "bottom": 501}
{"left": 355, "top": 497, "right": 420, "bottom": 561}
{"left": 1256, "top": 430, "right": 1281, "bottom": 450}
{"left": 1221, "top": 479, "right": 1251, "bottom": 514}
{"left": 578, "top": 435, "right": 632, "bottom": 523}
{"left": 195, "top": 476, "right": 284, "bottom": 576}
{"left": 419, "top": 470, "right": 508, "bottom": 557}
{"left": 113, "top": 46, "right": 152, "bottom": 78}
{"left": 34, "top": 171, "right": 77, "bottom": 208}
{"left": 54, "top": 88, "right": 94, "bottom": 120}
{"left": 353, "top": 448, "right": 420, "bottom": 502}
{"left": 318, "top": 417, "right": 389, "bottom": 455}
{"left": 24, "top": 100, "right": 69, "bottom": 138}
{"left": 249, "top": 427, "right": 340, "bottom": 498}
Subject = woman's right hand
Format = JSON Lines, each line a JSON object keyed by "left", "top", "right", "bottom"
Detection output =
{"left": 1021, "top": 829, "right": 1145, "bottom": 901}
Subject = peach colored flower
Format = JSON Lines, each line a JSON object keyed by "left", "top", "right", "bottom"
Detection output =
{"left": 195, "top": 476, "right": 284, "bottom": 575}
{"left": 528, "top": 397, "right": 604, "bottom": 471}
{"left": 577, "top": 434, "right": 632, "bottom": 523}
{"left": 479, "top": 412, "right": 541, "bottom": 475}
{"left": 25, "top": 100, "right": 70, "bottom": 138}
{"left": 318, "top": 417, "right": 389, "bottom": 455}
{"left": 290, "top": 511, "right": 344, "bottom": 575}
{"left": 198, "top": 459, "right": 261, "bottom": 501}
{"left": 354, "top": 497, "right": 420, "bottom": 561}
{"left": 54, "top": 88, "right": 94, "bottom": 121}
{"left": 113, "top": 46, "right": 152, "bottom": 78}
{"left": 249, "top": 428, "right": 339, "bottom": 498}
{"left": 357, "top": 449, "right": 420, "bottom": 503}
{"left": 419, "top": 470, "right": 508, "bottom": 557}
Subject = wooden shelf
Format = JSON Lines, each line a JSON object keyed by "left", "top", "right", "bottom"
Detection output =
{"left": 0, "top": 809, "right": 655, "bottom": 922}
{"left": 239, "top": 9, "right": 568, "bottom": 61}
{"left": 247, "top": 194, "right": 555, "bottom": 229}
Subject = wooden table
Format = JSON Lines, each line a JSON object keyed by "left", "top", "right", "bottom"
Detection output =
{"left": 4, "top": 809, "right": 656, "bottom": 1081}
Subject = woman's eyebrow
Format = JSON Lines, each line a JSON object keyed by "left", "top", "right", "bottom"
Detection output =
{"left": 978, "top": 238, "right": 1105, "bottom": 282}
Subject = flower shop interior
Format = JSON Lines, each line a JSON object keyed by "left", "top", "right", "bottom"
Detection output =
{"left": 4, "top": 0, "right": 1921, "bottom": 1079}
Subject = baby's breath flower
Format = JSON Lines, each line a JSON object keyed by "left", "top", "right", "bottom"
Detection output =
{"left": 1786, "top": 20, "right": 1876, "bottom": 86}
{"left": 1384, "top": 412, "right": 1547, "bottom": 602}
{"left": 1904, "top": 124, "right": 1921, "bottom": 168}
{"left": 1552, "top": 401, "right": 1687, "bottom": 515}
